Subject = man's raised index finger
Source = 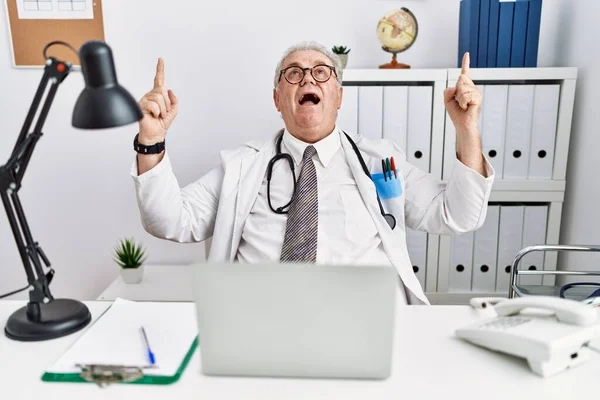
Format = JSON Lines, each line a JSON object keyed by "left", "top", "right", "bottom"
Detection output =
{"left": 461, "top": 52, "right": 470, "bottom": 77}
{"left": 154, "top": 57, "right": 165, "bottom": 88}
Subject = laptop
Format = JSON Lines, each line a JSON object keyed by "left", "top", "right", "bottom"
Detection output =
{"left": 191, "top": 262, "right": 397, "bottom": 380}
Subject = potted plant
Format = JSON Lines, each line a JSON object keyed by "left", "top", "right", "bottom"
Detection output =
{"left": 114, "top": 237, "right": 147, "bottom": 284}
{"left": 332, "top": 45, "right": 351, "bottom": 69}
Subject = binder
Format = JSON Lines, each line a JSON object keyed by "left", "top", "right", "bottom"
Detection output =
{"left": 382, "top": 85, "right": 409, "bottom": 151}
{"left": 468, "top": 0, "right": 480, "bottom": 67}
{"left": 487, "top": 0, "right": 501, "bottom": 67}
{"left": 358, "top": 86, "right": 383, "bottom": 140}
{"left": 407, "top": 86, "right": 432, "bottom": 172}
{"left": 519, "top": 0, "right": 542, "bottom": 67}
{"left": 510, "top": 0, "right": 529, "bottom": 67}
{"left": 495, "top": 205, "right": 525, "bottom": 292}
{"left": 503, "top": 85, "right": 534, "bottom": 179}
{"left": 472, "top": 205, "right": 500, "bottom": 292}
{"left": 478, "top": 0, "right": 491, "bottom": 67}
{"left": 42, "top": 298, "right": 198, "bottom": 386}
{"left": 458, "top": 0, "right": 481, "bottom": 66}
{"left": 477, "top": 84, "right": 485, "bottom": 133}
{"left": 449, "top": 232, "right": 475, "bottom": 292}
{"left": 496, "top": 1, "right": 515, "bottom": 68}
{"left": 338, "top": 85, "right": 358, "bottom": 134}
{"left": 458, "top": 0, "right": 471, "bottom": 67}
{"left": 529, "top": 84, "right": 560, "bottom": 179}
{"left": 519, "top": 205, "right": 548, "bottom": 286}
{"left": 406, "top": 228, "right": 427, "bottom": 290}
{"left": 481, "top": 85, "right": 508, "bottom": 178}
{"left": 443, "top": 104, "right": 457, "bottom": 180}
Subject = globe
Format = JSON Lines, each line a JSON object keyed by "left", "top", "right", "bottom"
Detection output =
{"left": 376, "top": 8, "right": 418, "bottom": 69}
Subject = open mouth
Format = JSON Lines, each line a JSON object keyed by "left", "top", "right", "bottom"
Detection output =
{"left": 299, "top": 93, "right": 321, "bottom": 105}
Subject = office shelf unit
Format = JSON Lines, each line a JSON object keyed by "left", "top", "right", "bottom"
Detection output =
{"left": 342, "top": 67, "right": 577, "bottom": 305}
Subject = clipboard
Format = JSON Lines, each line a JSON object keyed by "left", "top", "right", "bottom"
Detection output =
{"left": 41, "top": 298, "right": 199, "bottom": 387}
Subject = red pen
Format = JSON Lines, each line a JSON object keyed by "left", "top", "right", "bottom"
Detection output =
{"left": 390, "top": 157, "right": 397, "bottom": 179}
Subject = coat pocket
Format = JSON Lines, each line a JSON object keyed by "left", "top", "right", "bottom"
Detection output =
{"left": 371, "top": 172, "right": 402, "bottom": 200}
{"left": 339, "top": 191, "right": 378, "bottom": 244}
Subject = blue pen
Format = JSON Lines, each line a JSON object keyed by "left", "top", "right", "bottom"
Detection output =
{"left": 141, "top": 326, "right": 156, "bottom": 366}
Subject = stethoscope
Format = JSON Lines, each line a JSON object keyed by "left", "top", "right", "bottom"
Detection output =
{"left": 266, "top": 131, "right": 397, "bottom": 230}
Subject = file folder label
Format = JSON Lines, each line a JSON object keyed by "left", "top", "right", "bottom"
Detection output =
{"left": 472, "top": 205, "right": 500, "bottom": 292}
{"left": 529, "top": 84, "right": 560, "bottom": 179}
{"left": 338, "top": 86, "right": 358, "bottom": 134}
{"left": 496, "top": 205, "right": 525, "bottom": 293}
{"left": 358, "top": 86, "right": 383, "bottom": 140}
{"left": 407, "top": 228, "right": 427, "bottom": 290}
{"left": 449, "top": 232, "right": 474, "bottom": 292}
{"left": 503, "top": 85, "right": 534, "bottom": 179}
{"left": 519, "top": 205, "right": 548, "bottom": 286}
{"left": 482, "top": 85, "right": 508, "bottom": 178}
{"left": 407, "top": 86, "right": 433, "bottom": 172}
{"left": 383, "top": 86, "right": 409, "bottom": 150}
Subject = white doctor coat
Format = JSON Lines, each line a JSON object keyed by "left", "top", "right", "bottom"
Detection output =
{"left": 131, "top": 129, "right": 495, "bottom": 305}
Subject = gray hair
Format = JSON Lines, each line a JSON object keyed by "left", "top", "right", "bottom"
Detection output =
{"left": 273, "top": 41, "right": 343, "bottom": 89}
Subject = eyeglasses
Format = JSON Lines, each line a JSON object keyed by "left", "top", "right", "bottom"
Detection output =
{"left": 279, "top": 64, "right": 337, "bottom": 85}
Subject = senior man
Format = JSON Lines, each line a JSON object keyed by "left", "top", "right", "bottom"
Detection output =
{"left": 131, "top": 41, "right": 494, "bottom": 305}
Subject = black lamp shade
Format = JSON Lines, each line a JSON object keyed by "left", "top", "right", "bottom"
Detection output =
{"left": 72, "top": 41, "right": 143, "bottom": 129}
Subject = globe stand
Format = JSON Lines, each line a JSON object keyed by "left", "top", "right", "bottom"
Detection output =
{"left": 379, "top": 51, "right": 410, "bottom": 69}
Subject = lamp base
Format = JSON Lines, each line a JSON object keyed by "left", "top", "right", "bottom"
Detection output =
{"left": 5, "top": 298, "right": 91, "bottom": 341}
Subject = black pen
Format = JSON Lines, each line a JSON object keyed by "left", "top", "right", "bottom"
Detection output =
{"left": 382, "top": 159, "right": 387, "bottom": 181}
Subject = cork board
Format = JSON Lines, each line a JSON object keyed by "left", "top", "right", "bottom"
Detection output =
{"left": 5, "top": 0, "right": 105, "bottom": 67}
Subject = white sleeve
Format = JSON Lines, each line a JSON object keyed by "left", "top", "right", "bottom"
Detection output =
{"left": 404, "top": 154, "right": 495, "bottom": 235}
{"left": 130, "top": 150, "right": 222, "bottom": 242}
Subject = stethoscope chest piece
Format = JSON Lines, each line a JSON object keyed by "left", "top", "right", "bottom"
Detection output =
{"left": 383, "top": 213, "right": 396, "bottom": 230}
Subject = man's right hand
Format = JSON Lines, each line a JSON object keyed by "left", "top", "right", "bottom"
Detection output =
{"left": 137, "top": 58, "right": 178, "bottom": 145}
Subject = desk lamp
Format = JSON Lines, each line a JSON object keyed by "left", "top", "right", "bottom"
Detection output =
{"left": 0, "top": 40, "right": 142, "bottom": 341}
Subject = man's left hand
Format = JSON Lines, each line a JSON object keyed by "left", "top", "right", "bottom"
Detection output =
{"left": 444, "top": 52, "right": 482, "bottom": 136}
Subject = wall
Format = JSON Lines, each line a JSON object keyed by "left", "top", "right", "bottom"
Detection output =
{"left": 0, "top": 0, "right": 581, "bottom": 300}
{"left": 556, "top": 0, "right": 600, "bottom": 281}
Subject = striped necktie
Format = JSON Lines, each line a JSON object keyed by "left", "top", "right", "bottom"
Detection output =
{"left": 280, "top": 145, "right": 318, "bottom": 263}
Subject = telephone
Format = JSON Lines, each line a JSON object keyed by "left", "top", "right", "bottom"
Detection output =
{"left": 455, "top": 296, "right": 600, "bottom": 377}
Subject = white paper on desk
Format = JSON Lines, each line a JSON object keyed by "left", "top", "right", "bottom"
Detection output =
{"left": 45, "top": 298, "right": 198, "bottom": 377}
{"left": 17, "top": 0, "right": 94, "bottom": 19}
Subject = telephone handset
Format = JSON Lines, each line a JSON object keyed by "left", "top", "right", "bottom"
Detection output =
{"left": 456, "top": 296, "right": 600, "bottom": 377}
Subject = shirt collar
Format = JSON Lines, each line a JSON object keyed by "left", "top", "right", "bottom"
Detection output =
{"left": 281, "top": 126, "right": 341, "bottom": 168}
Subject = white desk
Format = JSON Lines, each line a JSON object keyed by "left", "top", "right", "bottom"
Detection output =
{"left": 97, "top": 264, "right": 194, "bottom": 301}
{"left": 1, "top": 300, "right": 599, "bottom": 400}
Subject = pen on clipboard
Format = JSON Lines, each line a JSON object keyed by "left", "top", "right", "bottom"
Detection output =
{"left": 141, "top": 326, "right": 156, "bottom": 366}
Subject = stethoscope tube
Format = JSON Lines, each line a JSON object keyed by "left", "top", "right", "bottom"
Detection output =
{"left": 266, "top": 150, "right": 296, "bottom": 214}
{"left": 266, "top": 132, "right": 396, "bottom": 230}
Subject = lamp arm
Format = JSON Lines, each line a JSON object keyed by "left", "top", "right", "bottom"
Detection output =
{"left": 0, "top": 57, "right": 70, "bottom": 307}
{"left": 9, "top": 66, "right": 51, "bottom": 160}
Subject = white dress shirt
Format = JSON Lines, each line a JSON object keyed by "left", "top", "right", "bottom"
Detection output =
{"left": 235, "top": 127, "right": 407, "bottom": 302}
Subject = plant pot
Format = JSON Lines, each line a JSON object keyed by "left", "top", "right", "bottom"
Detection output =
{"left": 337, "top": 54, "right": 348, "bottom": 69}
{"left": 120, "top": 265, "right": 144, "bottom": 284}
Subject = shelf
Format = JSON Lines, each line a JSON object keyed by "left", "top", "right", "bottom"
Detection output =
{"left": 426, "top": 291, "right": 509, "bottom": 306}
{"left": 491, "top": 180, "right": 566, "bottom": 192}
{"left": 447, "top": 67, "right": 577, "bottom": 81}
{"left": 343, "top": 68, "right": 447, "bottom": 83}
{"left": 488, "top": 191, "right": 564, "bottom": 202}
{"left": 441, "top": 179, "right": 566, "bottom": 192}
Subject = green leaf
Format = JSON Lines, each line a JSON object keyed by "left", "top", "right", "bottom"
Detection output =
{"left": 113, "top": 237, "right": 146, "bottom": 269}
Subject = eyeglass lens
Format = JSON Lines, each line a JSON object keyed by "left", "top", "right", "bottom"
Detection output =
{"left": 284, "top": 65, "right": 332, "bottom": 84}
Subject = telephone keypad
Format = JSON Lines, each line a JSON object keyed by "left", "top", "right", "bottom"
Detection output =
{"left": 479, "top": 317, "right": 532, "bottom": 330}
